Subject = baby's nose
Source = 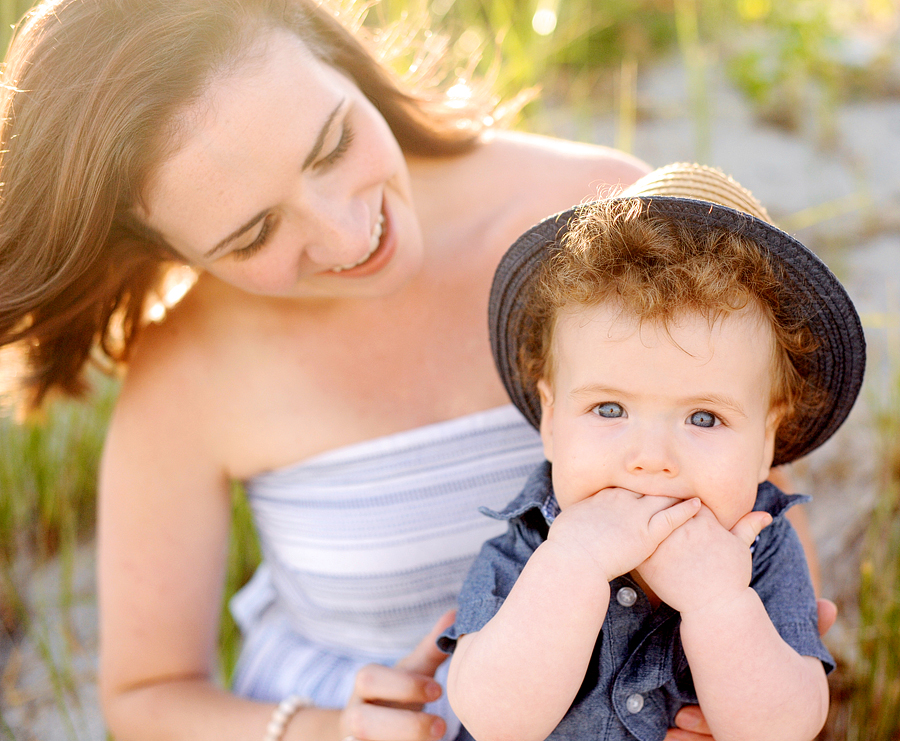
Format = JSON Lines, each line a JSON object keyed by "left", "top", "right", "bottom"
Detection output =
{"left": 625, "top": 426, "right": 678, "bottom": 476}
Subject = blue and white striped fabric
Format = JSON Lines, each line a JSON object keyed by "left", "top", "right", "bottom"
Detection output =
{"left": 230, "top": 404, "right": 544, "bottom": 738}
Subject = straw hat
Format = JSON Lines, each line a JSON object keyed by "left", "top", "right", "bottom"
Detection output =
{"left": 488, "top": 163, "right": 866, "bottom": 466}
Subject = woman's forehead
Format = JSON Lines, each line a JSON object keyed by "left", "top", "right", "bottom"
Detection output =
{"left": 137, "top": 29, "right": 343, "bottom": 250}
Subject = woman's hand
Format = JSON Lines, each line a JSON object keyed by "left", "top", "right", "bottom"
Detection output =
{"left": 339, "top": 611, "right": 455, "bottom": 741}
{"left": 664, "top": 598, "right": 837, "bottom": 740}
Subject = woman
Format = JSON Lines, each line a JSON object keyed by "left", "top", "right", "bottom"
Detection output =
{"left": 0, "top": 1, "right": 821, "bottom": 740}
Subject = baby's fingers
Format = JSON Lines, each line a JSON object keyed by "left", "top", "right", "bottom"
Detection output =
{"left": 648, "top": 497, "right": 701, "bottom": 543}
{"left": 729, "top": 510, "right": 773, "bottom": 547}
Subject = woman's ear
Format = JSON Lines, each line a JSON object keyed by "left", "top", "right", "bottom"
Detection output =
{"left": 537, "top": 378, "right": 555, "bottom": 462}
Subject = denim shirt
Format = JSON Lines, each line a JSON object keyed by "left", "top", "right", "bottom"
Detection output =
{"left": 439, "top": 462, "right": 834, "bottom": 741}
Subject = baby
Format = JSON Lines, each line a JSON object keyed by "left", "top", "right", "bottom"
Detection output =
{"left": 438, "top": 164, "right": 865, "bottom": 741}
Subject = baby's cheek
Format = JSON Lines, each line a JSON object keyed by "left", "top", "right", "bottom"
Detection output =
{"left": 552, "top": 468, "right": 597, "bottom": 511}
{"left": 709, "top": 491, "right": 758, "bottom": 531}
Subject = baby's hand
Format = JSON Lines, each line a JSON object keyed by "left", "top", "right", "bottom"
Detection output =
{"left": 637, "top": 506, "right": 772, "bottom": 614}
{"left": 547, "top": 490, "right": 701, "bottom": 582}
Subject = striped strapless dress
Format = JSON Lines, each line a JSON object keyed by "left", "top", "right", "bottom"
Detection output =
{"left": 230, "top": 404, "right": 544, "bottom": 739}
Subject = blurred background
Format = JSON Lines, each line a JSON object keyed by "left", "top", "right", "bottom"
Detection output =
{"left": 1, "top": 0, "right": 899, "bottom": 739}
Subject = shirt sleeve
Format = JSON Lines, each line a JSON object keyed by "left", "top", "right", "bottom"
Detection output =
{"left": 437, "top": 512, "right": 544, "bottom": 653}
{"left": 750, "top": 516, "right": 835, "bottom": 673}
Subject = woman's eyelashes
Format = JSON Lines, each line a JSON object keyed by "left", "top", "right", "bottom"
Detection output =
{"left": 227, "top": 121, "right": 355, "bottom": 262}
{"left": 315, "top": 120, "right": 355, "bottom": 170}
{"left": 231, "top": 213, "right": 276, "bottom": 262}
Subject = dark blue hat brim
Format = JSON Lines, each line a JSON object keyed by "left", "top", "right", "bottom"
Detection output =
{"left": 488, "top": 196, "right": 866, "bottom": 466}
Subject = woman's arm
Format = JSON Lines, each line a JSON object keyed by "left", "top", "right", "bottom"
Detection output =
{"left": 97, "top": 337, "right": 446, "bottom": 741}
{"left": 97, "top": 340, "right": 278, "bottom": 741}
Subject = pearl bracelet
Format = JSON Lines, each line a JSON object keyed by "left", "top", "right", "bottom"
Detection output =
{"left": 263, "top": 694, "right": 313, "bottom": 741}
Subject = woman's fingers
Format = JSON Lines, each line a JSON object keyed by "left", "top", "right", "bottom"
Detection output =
{"left": 817, "top": 598, "right": 837, "bottom": 637}
{"left": 353, "top": 663, "right": 442, "bottom": 708}
{"left": 395, "top": 610, "right": 455, "bottom": 677}
{"left": 664, "top": 730, "right": 715, "bottom": 741}
{"left": 342, "top": 700, "right": 446, "bottom": 741}
{"left": 345, "top": 665, "right": 446, "bottom": 741}
{"left": 342, "top": 613, "right": 456, "bottom": 740}
{"left": 355, "top": 610, "right": 454, "bottom": 708}
{"left": 670, "top": 705, "right": 712, "bottom": 737}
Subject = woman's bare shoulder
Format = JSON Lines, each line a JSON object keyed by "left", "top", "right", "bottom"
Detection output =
{"left": 109, "top": 283, "right": 236, "bottom": 460}
{"left": 476, "top": 130, "right": 650, "bottom": 199}
{"left": 121, "top": 290, "right": 214, "bottom": 394}
{"left": 110, "top": 280, "right": 352, "bottom": 478}
{"left": 414, "top": 130, "right": 648, "bottom": 204}
{"left": 436, "top": 131, "right": 649, "bottom": 226}
{"left": 416, "top": 131, "right": 650, "bottom": 267}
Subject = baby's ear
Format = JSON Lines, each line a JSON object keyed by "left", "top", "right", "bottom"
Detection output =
{"left": 537, "top": 378, "right": 555, "bottom": 462}
{"left": 759, "top": 404, "right": 785, "bottom": 481}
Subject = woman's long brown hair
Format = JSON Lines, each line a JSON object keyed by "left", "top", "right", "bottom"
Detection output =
{"left": 0, "top": 0, "right": 504, "bottom": 412}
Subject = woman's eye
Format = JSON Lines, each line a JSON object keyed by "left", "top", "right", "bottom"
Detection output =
{"left": 592, "top": 402, "right": 624, "bottom": 418}
{"left": 231, "top": 214, "right": 275, "bottom": 262}
{"left": 315, "top": 121, "right": 355, "bottom": 170}
{"left": 689, "top": 410, "right": 718, "bottom": 428}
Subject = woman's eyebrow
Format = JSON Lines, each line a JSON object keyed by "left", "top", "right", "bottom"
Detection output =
{"left": 301, "top": 98, "right": 345, "bottom": 170}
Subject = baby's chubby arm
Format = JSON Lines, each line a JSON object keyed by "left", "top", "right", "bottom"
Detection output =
{"left": 638, "top": 506, "right": 828, "bottom": 741}
{"left": 447, "top": 491, "right": 701, "bottom": 741}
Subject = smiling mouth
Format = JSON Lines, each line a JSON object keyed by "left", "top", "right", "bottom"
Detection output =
{"left": 330, "top": 212, "right": 385, "bottom": 273}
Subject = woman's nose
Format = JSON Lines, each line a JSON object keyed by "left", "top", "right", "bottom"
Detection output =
{"left": 297, "top": 199, "right": 373, "bottom": 268}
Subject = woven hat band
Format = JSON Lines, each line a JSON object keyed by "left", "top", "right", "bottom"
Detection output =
{"left": 621, "top": 163, "right": 771, "bottom": 223}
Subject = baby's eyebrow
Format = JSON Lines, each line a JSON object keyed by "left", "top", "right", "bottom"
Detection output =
{"left": 569, "top": 385, "right": 748, "bottom": 416}
{"left": 569, "top": 383, "right": 623, "bottom": 400}
{"left": 681, "top": 393, "right": 747, "bottom": 416}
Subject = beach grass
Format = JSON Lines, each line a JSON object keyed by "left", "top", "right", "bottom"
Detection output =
{"left": 840, "top": 333, "right": 900, "bottom": 741}
{"left": 0, "top": 0, "right": 898, "bottom": 738}
{"left": 0, "top": 372, "right": 117, "bottom": 614}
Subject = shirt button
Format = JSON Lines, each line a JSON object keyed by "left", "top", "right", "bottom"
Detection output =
{"left": 616, "top": 586, "right": 637, "bottom": 607}
{"left": 625, "top": 693, "right": 645, "bottom": 714}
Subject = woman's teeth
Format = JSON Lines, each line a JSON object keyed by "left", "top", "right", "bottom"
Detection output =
{"left": 331, "top": 213, "right": 384, "bottom": 273}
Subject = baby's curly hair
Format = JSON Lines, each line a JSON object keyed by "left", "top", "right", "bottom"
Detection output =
{"left": 518, "top": 198, "right": 825, "bottom": 455}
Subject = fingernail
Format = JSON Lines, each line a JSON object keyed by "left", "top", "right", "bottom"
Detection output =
{"left": 431, "top": 718, "right": 446, "bottom": 739}
{"left": 678, "top": 707, "right": 700, "bottom": 730}
{"left": 425, "top": 681, "right": 442, "bottom": 701}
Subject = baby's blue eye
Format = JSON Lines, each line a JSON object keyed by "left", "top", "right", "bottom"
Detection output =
{"left": 689, "top": 410, "right": 717, "bottom": 428}
{"left": 593, "top": 402, "right": 624, "bottom": 418}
